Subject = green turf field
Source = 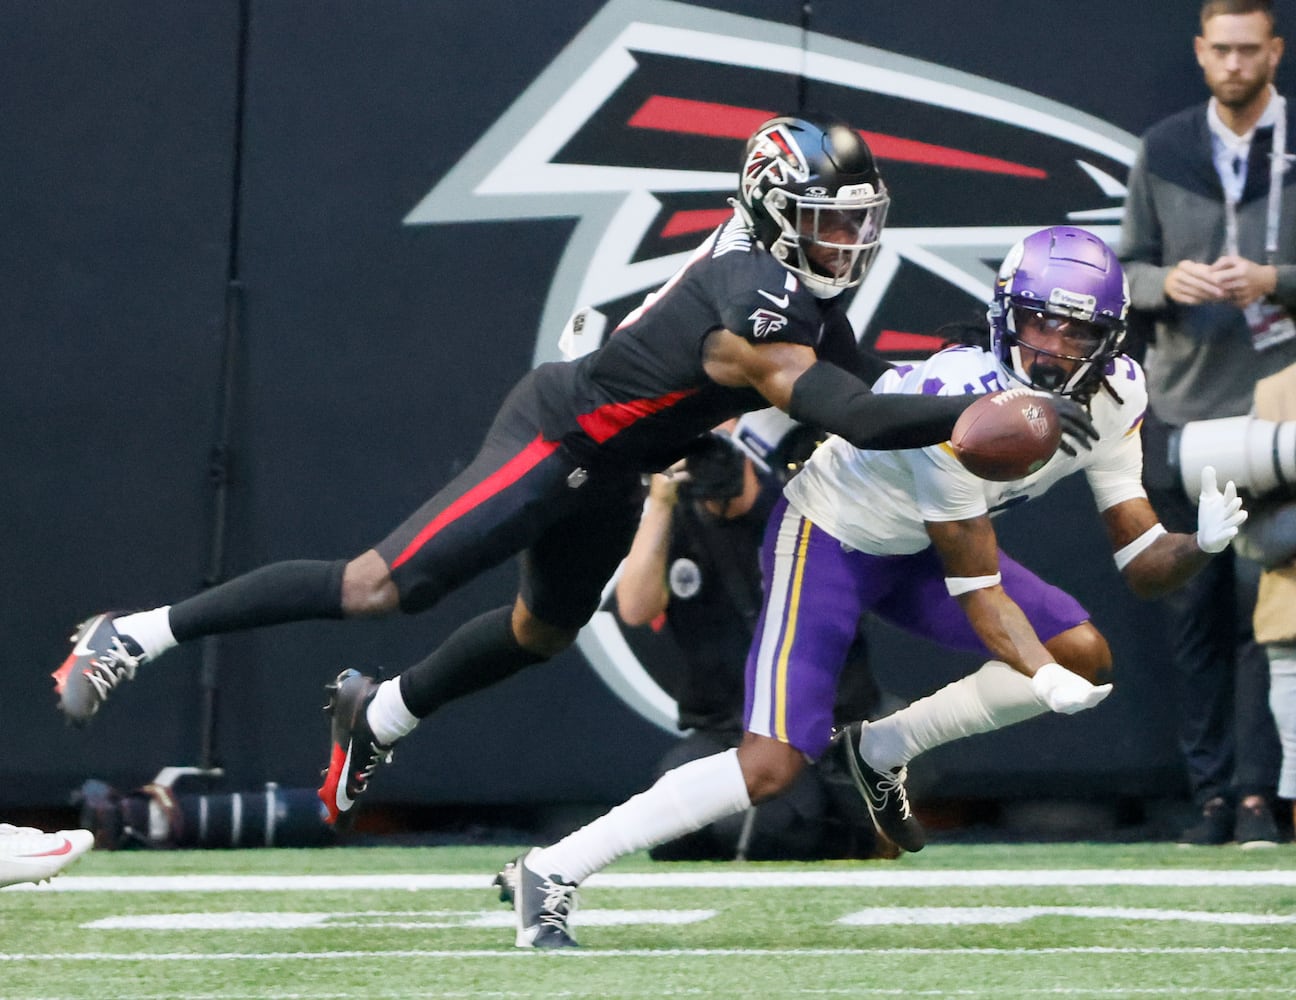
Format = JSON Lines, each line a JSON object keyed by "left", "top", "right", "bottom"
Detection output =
{"left": 4, "top": 842, "right": 1296, "bottom": 998}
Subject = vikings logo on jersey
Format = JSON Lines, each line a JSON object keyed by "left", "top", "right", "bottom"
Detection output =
{"left": 402, "top": 0, "right": 1140, "bottom": 731}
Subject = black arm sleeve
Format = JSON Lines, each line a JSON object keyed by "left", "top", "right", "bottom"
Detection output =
{"left": 854, "top": 345, "right": 896, "bottom": 386}
{"left": 787, "top": 361, "right": 976, "bottom": 451}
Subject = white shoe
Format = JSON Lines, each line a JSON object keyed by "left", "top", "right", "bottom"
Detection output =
{"left": 0, "top": 824, "right": 95, "bottom": 888}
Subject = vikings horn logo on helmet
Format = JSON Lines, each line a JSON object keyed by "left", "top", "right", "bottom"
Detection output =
{"left": 403, "top": 0, "right": 1140, "bottom": 730}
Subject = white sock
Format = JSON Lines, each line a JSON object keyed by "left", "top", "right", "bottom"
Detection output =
{"left": 111, "top": 608, "right": 176, "bottom": 661}
{"left": 365, "top": 678, "right": 419, "bottom": 745}
{"left": 1268, "top": 650, "right": 1296, "bottom": 800}
{"left": 529, "top": 748, "right": 751, "bottom": 885}
{"left": 859, "top": 660, "right": 1047, "bottom": 772}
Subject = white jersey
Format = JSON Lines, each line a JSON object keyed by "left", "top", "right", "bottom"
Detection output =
{"left": 784, "top": 345, "right": 1149, "bottom": 556}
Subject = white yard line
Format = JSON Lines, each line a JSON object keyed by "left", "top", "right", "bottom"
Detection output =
{"left": 16, "top": 991, "right": 1296, "bottom": 1000}
{"left": 1, "top": 946, "right": 1295, "bottom": 961}
{"left": 12, "top": 868, "right": 1296, "bottom": 893}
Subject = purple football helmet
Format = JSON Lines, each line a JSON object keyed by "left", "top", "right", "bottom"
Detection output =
{"left": 988, "top": 226, "right": 1129, "bottom": 398}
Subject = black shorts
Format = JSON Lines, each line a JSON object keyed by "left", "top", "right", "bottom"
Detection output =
{"left": 374, "top": 375, "right": 642, "bottom": 628}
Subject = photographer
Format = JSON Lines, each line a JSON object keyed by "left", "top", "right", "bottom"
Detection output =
{"left": 1232, "top": 365, "right": 1296, "bottom": 838}
{"left": 615, "top": 417, "right": 885, "bottom": 861}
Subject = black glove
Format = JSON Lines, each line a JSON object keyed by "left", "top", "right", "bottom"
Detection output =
{"left": 1049, "top": 396, "right": 1099, "bottom": 457}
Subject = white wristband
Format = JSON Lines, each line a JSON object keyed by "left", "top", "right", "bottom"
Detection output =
{"left": 945, "top": 573, "right": 1002, "bottom": 597}
{"left": 1113, "top": 523, "right": 1167, "bottom": 571}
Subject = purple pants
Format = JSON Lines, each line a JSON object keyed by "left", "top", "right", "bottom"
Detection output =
{"left": 744, "top": 496, "right": 1089, "bottom": 759}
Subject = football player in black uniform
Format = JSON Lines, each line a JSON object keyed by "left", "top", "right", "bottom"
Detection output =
{"left": 52, "top": 113, "right": 1096, "bottom": 830}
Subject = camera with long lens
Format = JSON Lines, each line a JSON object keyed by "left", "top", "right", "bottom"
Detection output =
{"left": 1171, "top": 415, "right": 1296, "bottom": 498}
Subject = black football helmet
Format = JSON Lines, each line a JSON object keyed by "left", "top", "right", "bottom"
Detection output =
{"left": 735, "top": 114, "right": 889, "bottom": 298}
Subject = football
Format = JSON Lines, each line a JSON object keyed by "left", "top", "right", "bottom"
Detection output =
{"left": 949, "top": 389, "right": 1061, "bottom": 481}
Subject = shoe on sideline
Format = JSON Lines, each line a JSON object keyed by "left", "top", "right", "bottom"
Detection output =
{"left": 1178, "top": 795, "right": 1233, "bottom": 846}
{"left": 0, "top": 825, "right": 94, "bottom": 888}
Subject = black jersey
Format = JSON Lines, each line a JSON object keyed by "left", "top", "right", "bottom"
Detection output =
{"left": 379, "top": 213, "right": 869, "bottom": 623}
{"left": 529, "top": 212, "right": 865, "bottom": 471}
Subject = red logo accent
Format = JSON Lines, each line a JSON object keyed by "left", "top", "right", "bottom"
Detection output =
{"left": 874, "top": 330, "right": 949, "bottom": 354}
{"left": 24, "top": 838, "right": 74, "bottom": 859}
{"left": 629, "top": 95, "right": 1047, "bottom": 179}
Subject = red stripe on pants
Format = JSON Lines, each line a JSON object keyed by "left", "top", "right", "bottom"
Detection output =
{"left": 390, "top": 434, "right": 560, "bottom": 570}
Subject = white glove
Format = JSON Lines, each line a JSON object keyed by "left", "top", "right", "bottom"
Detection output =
{"left": 1196, "top": 465, "right": 1248, "bottom": 554}
{"left": 1030, "top": 662, "right": 1112, "bottom": 715}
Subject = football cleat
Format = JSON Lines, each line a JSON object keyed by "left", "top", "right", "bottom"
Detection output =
{"left": 0, "top": 824, "right": 95, "bottom": 888}
{"left": 512, "top": 850, "right": 579, "bottom": 949}
{"left": 493, "top": 856, "right": 518, "bottom": 905}
{"left": 834, "top": 721, "right": 927, "bottom": 853}
{"left": 317, "top": 669, "right": 393, "bottom": 829}
{"left": 52, "top": 613, "right": 146, "bottom": 724}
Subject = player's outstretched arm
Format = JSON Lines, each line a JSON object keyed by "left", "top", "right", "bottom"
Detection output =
{"left": 702, "top": 331, "right": 974, "bottom": 450}
{"left": 1101, "top": 467, "right": 1248, "bottom": 599}
{"left": 787, "top": 360, "right": 978, "bottom": 450}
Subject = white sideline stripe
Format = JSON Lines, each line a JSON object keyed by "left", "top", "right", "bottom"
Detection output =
{"left": 838, "top": 905, "right": 1296, "bottom": 926}
{"left": 15, "top": 868, "right": 1296, "bottom": 892}
{"left": 1, "top": 946, "right": 1294, "bottom": 962}
{"left": 85, "top": 909, "right": 716, "bottom": 930}
{"left": 15, "top": 989, "right": 1296, "bottom": 1000}
{"left": 81, "top": 904, "right": 1290, "bottom": 932}
{"left": 14, "top": 993, "right": 1296, "bottom": 1000}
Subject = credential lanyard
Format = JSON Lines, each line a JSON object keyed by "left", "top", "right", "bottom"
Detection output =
{"left": 1223, "top": 93, "right": 1288, "bottom": 263}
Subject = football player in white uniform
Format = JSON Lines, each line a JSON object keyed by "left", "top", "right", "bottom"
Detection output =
{"left": 502, "top": 226, "right": 1247, "bottom": 947}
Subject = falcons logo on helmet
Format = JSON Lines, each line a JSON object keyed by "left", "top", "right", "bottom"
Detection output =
{"left": 741, "top": 123, "right": 809, "bottom": 203}
{"left": 403, "top": 0, "right": 1139, "bottom": 730}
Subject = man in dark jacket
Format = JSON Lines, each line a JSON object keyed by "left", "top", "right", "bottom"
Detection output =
{"left": 1119, "top": 0, "right": 1296, "bottom": 845}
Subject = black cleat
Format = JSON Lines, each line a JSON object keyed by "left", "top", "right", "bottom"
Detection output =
{"left": 52, "top": 613, "right": 145, "bottom": 725}
{"left": 317, "top": 669, "right": 393, "bottom": 829}
{"left": 511, "top": 851, "right": 579, "bottom": 949}
{"left": 834, "top": 721, "right": 926, "bottom": 853}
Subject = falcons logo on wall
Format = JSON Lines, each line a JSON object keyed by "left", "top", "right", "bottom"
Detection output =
{"left": 404, "top": 0, "right": 1139, "bottom": 730}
